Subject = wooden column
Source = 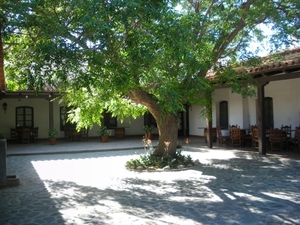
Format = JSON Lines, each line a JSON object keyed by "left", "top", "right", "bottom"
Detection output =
{"left": 204, "top": 88, "right": 213, "bottom": 148}
{"left": 206, "top": 118, "right": 213, "bottom": 148}
{"left": 49, "top": 100, "right": 54, "bottom": 129}
{"left": 257, "top": 84, "right": 267, "bottom": 155}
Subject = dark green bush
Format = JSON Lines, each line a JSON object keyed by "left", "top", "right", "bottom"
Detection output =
{"left": 125, "top": 149, "right": 194, "bottom": 170}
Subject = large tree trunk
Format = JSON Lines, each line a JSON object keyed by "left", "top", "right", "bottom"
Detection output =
{"left": 129, "top": 89, "right": 179, "bottom": 157}
{"left": 154, "top": 114, "right": 178, "bottom": 157}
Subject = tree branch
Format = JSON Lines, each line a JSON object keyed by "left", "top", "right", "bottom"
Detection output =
{"left": 213, "top": 0, "right": 253, "bottom": 61}
{"left": 129, "top": 89, "right": 160, "bottom": 119}
{"left": 199, "top": 0, "right": 217, "bottom": 39}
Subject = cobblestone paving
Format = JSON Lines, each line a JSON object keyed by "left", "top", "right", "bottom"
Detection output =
{"left": 1, "top": 148, "right": 300, "bottom": 225}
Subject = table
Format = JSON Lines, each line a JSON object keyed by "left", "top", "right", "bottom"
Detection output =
{"left": 114, "top": 127, "right": 125, "bottom": 139}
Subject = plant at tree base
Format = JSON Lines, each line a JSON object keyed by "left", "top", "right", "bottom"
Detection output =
{"left": 125, "top": 143, "right": 194, "bottom": 170}
{"left": 143, "top": 136, "right": 154, "bottom": 155}
{"left": 185, "top": 138, "right": 190, "bottom": 144}
{"left": 164, "top": 141, "right": 171, "bottom": 157}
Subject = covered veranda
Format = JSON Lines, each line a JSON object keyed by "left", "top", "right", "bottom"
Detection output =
{"left": 205, "top": 48, "right": 300, "bottom": 155}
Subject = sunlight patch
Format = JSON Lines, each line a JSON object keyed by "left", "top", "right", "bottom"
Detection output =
{"left": 31, "top": 157, "right": 131, "bottom": 189}
{"left": 233, "top": 192, "right": 270, "bottom": 202}
{"left": 224, "top": 193, "right": 236, "bottom": 200}
{"left": 262, "top": 192, "right": 300, "bottom": 204}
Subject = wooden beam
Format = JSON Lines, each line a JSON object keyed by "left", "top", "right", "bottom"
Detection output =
{"left": 0, "top": 93, "right": 60, "bottom": 100}
{"left": 257, "top": 84, "right": 267, "bottom": 155}
{"left": 256, "top": 71, "right": 300, "bottom": 83}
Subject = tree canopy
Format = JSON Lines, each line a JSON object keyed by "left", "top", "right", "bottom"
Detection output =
{"left": 1, "top": 0, "right": 299, "bottom": 156}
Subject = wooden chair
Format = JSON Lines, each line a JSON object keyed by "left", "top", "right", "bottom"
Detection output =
{"left": 80, "top": 128, "right": 89, "bottom": 141}
{"left": 281, "top": 125, "right": 292, "bottom": 138}
{"left": 269, "top": 128, "right": 287, "bottom": 152}
{"left": 251, "top": 126, "right": 259, "bottom": 150}
{"left": 241, "top": 124, "right": 256, "bottom": 146}
{"left": 231, "top": 127, "right": 242, "bottom": 147}
{"left": 216, "top": 126, "right": 230, "bottom": 147}
{"left": 65, "top": 127, "right": 72, "bottom": 141}
{"left": 10, "top": 128, "right": 18, "bottom": 143}
{"left": 30, "top": 127, "right": 39, "bottom": 142}
{"left": 70, "top": 128, "right": 82, "bottom": 141}
{"left": 242, "top": 127, "right": 252, "bottom": 147}
{"left": 21, "top": 128, "right": 31, "bottom": 144}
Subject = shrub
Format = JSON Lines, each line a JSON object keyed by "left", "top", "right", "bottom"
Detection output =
{"left": 125, "top": 149, "right": 194, "bottom": 170}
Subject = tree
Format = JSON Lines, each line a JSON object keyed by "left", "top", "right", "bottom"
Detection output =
{"left": 0, "top": 13, "right": 6, "bottom": 91}
{"left": 1, "top": 0, "right": 299, "bottom": 157}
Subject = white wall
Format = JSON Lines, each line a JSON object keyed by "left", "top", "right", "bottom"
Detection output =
{"left": 247, "top": 96, "right": 257, "bottom": 126}
{"left": 265, "top": 79, "right": 300, "bottom": 128}
{"left": 188, "top": 77, "right": 300, "bottom": 136}
{"left": 0, "top": 97, "right": 51, "bottom": 139}
{"left": 117, "top": 115, "right": 158, "bottom": 136}
{"left": 0, "top": 98, "right": 148, "bottom": 139}
{"left": 213, "top": 88, "right": 229, "bottom": 127}
{"left": 228, "top": 93, "right": 244, "bottom": 127}
{"left": 188, "top": 105, "right": 206, "bottom": 136}
{"left": 213, "top": 88, "right": 246, "bottom": 128}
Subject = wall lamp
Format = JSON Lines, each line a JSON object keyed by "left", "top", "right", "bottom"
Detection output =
{"left": 2, "top": 102, "right": 7, "bottom": 114}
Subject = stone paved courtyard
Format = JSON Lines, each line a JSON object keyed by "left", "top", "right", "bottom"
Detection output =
{"left": 1, "top": 145, "right": 300, "bottom": 225}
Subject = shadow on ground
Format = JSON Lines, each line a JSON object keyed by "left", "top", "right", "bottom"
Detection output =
{"left": 1, "top": 149, "right": 300, "bottom": 224}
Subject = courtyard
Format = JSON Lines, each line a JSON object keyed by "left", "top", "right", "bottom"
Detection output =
{"left": 1, "top": 138, "right": 300, "bottom": 225}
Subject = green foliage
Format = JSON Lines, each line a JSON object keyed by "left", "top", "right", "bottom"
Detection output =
{"left": 143, "top": 125, "right": 155, "bottom": 134}
{"left": 48, "top": 128, "right": 57, "bottom": 138}
{"left": 125, "top": 149, "right": 194, "bottom": 170}
{"left": 97, "top": 126, "right": 112, "bottom": 137}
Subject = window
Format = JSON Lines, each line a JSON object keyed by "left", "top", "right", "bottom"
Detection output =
{"left": 104, "top": 112, "right": 117, "bottom": 128}
{"left": 16, "top": 106, "right": 34, "bottom": 128}
{"left": 264, "top": 97, "right": 274, "bottom": 129}
{"left": 219, "top": 101, "right": 228, "bottom": 129}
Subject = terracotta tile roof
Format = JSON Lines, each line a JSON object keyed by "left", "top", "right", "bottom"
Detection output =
{"left": 247, "top": 48, "right": 300, "bottom": 76}
{"left": 206, "top": 47, "right": 300, "bottom": 80}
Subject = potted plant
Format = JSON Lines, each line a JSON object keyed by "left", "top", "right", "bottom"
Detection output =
{"left": 97, "top": 126, "right": 112, "bottom": 142}
{"left": 143, "top": 124, "right": 155, "bottom": 140}
{"left": 48, "top": 128, "right": 57, "bottom": 145}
